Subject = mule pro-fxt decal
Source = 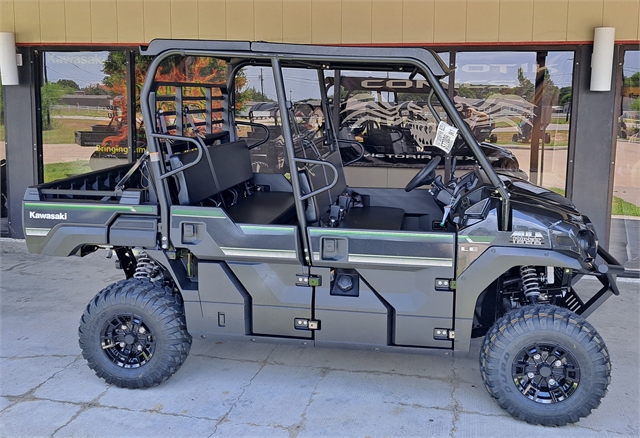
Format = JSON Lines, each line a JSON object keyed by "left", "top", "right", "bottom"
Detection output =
{"left": 509, "top": 230, "right": 545, "bottom": 246}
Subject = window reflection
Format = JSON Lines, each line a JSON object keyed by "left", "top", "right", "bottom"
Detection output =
{"left": 610, "top": 49, "right": 640, "bottom": 273}
{"left": 0, "top": 75, "right": 6, "bottom": 225}
{"left": 455, "top": 51, "right": 574, "bottom": 190}
{"left": 41, "top": 51, "right": 131, "bottom": 180}
{"left": 235, "top": 65, "right": 287, "bottom": 173}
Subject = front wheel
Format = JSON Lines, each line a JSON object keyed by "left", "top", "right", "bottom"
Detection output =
{"left": 79, "top": 278, "right": 192, "bottom": 388}
{"left": 480, "top": 305, "right": 610, "bottom": 426}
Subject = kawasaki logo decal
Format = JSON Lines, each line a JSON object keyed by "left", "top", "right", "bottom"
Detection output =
{"left": 29, "top": 211, "right": 67, "bottom": 220}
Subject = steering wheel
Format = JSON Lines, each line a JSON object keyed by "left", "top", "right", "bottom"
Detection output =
{"left": 404, "top": 156, "right": 442, "bottom": 192}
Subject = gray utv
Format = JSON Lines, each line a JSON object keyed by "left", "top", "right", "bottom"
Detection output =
{"left": 22, "top": 40, "right": 624, "bottom": 426}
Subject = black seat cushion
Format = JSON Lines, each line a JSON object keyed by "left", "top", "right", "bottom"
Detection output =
{"left": 339, "top": 206, "right": 405, "bottom": 230}
{"left": 226, "top": 191, "right": 296, "bottom": 225}
{"left": 170, "top": 140, "right": 253, "bottom": 205}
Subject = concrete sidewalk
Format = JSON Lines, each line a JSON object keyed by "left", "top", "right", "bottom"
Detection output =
{"left": 0, "top": 239, "right": 638, "bottom": 437}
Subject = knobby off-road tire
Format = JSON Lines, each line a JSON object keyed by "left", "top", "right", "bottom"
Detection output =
{"left": 78, "top": 278, "right": 192, "bottom": 388}
{"left": 480, "top": 305, "right": 611, "bottom": 426}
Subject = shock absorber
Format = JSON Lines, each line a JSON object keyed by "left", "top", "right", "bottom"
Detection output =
{"left": 134, "top": 252, "right": 161, "bottom": 281}
{"left": 520, "top": 265, "right": 541, "bottom": 303}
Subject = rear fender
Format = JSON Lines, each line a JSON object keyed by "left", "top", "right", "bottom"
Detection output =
{"left": 25, "top": 223, "right": 107, "bottom": 256}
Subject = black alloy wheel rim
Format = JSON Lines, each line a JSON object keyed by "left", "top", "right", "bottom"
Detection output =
{"left": 512, "top": 343, "right": 580, "bottom": 404}
{"left": 101, "top": 314, "right": 156, "bottom": 368}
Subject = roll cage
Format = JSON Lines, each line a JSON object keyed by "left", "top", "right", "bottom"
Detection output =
{"left": 139, "top": 40, "right": 512, "bottom": 251}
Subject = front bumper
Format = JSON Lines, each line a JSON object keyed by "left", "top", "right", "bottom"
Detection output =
{"left": 573, "top": 245, "right": 625, "bottom": 318}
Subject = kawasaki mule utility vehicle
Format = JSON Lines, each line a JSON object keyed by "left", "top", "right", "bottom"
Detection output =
{"left": 23, "top": 40, "right": 624, "bottom": 426}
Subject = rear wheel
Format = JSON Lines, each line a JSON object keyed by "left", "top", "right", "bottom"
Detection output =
{"left": 480, "top": 305, "right": 610, "bottom": 426}
{"left": 79, "top": 278, "right": 192, "bottom": 388}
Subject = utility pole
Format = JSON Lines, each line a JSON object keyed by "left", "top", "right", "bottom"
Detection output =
{"left": 43, "top": 54, "right": 51, "bottom": 129}
{"left": 260, "top": 68, "right": 264, "bottom": 98}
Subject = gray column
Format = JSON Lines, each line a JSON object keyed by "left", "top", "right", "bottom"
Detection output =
{"left": 5, "top": 48, "right": 40, "bottom": 238}
{"left": 567, "top": 45, "right": 618, "bottom": 248}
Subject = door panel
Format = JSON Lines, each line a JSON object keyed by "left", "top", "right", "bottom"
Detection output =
{"left": 312, "top": 266, "right": 390, "bottom": 346}
{"left": 308, "top": 228, "right": 456, "bottom": 348}
{"left": 171, "top": 206, "right": 302, "bottom": 263}
{"left": 229, "top": 263, "right": 312, "bottom": 339}
{"left": 170, "top": 206, "right": 310, "bottom": 339}
{"left": 357, "top": 268, "right": 454, "bottom": 348}
{"left": 308, "top": 228, "right": 455, "bottom": 269}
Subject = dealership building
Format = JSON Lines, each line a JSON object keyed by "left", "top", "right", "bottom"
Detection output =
{"left": 0, "top": 0, "right": 638, "bottom": 273}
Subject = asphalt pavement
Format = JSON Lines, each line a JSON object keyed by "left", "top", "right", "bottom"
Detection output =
{"left": 0, "top": 238, "right": 638, "bottom": 437}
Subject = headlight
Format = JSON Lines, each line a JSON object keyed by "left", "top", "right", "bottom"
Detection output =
{"left": 551, "top": 229, "right": 596, "bottom": 262}
{"left": 577, "top": 229, "right": 597, "bottom": 261}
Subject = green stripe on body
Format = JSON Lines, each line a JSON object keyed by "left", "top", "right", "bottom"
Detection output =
{"left": 25, "top": 202, "right": 154, "bottom": 213}
{"left": 458, "top": 235, "right": 495, "bottom": 244}
{"left": 172, "top": 208, "right": 226, "bottom": 218}
{"left": 220, "top": 247, "right": 297, "bottom": 259}
{"left": 309, "top": 228, "right": 453, "bottom": 242}
{"left": 239, "top": 225, "right": 296, "bottom": 234}
{"left": 348, "top": 253, "right": 453, "bottom": 267}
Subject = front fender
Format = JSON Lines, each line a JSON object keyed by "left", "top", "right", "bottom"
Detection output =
{"left": 453, "top": 246, "right": 583, "bottom": 353}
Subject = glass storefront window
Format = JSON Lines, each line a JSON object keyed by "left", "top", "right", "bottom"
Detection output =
{"left": 610, "top": 49, "right": 640, "bottom": 273}
{"left": 455, "top": 51, "right": 574, "bottom": 191}
{"left": 328, "top": 68, "right": 454, "bottom": 168}
{"left": 41, "top": 51, "right": 130, "bottom": 180}
{"left": 235, "top": 65, "right": 287, "bottom": 173}
{"left": 1, "top": 75, "right": 6, "bottom": 227}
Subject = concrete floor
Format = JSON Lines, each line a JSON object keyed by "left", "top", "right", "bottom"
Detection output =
{"left": 0, "top": 238, "right": 639, "bottom": 437}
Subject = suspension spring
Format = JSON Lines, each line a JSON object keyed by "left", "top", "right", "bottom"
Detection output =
{"left": 134, "top": 253, "right": 161, "bottom": 281}
{"left": 520, "top": 265, "right": 541, "bottom": 302}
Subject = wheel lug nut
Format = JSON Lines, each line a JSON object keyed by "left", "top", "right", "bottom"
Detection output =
{"left": 554, "top": 360, "right": 562, "bottom": 367}
{"left": 548, "top": 379, "right": 556, "bottom": 386}
{"left": 533, "top": 354, "right": 541, "bottom": 360}
{"left": 119, "top": 342, "right": 126, "bottom": 348}
{"left": 527, "top": 372, "right": 535, "bottom": 379}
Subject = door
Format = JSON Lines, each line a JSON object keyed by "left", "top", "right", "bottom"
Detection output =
{"left": 308, "top": 227, "right": 456, "bottom": 348}
{"left": 171, "top": 206, "right": 312, "bottom": 339}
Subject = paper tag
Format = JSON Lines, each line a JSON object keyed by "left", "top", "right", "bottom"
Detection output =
{"left": 433, "top": 121, "right": 458, "bottom": 153}
{"left": 149, "top": 152, "right": 160, "bottom": 162}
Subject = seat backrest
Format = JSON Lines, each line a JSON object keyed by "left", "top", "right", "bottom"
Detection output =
{"left": 301, "top": 148, "right": 348, "bottom": 224}
{"left": 170, "top": 139, "right": 253, "bottom": 205}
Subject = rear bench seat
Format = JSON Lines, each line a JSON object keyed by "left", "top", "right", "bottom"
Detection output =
{"left": 169, "top": 139, "right": 296, "bottom": 225}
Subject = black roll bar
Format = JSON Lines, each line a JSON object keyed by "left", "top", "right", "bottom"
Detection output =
{"left": 293, "top": 157, "right": 340, "bottom": 201}
{"left": 337, "top": 139, "right": 366, "bottom": 166}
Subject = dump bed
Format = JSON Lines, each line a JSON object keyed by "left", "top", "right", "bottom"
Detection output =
{"left": 23, "top": 163, "right": 159, "bottom": 256}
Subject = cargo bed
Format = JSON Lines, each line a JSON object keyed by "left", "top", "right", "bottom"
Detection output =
{"left": 23, "top": 163, "right": 159, "bottom": 256}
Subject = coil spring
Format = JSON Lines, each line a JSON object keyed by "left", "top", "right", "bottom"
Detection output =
{"left": 134, "top": 253, "right": 160, "bottom": 280}
{"left": 520, "top": 265, "right": 541, "bottom": 302}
